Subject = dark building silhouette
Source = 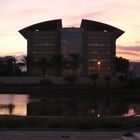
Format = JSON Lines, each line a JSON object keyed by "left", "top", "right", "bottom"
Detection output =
{"left": 19, "top": 19, "right": 124, "bottom": 76}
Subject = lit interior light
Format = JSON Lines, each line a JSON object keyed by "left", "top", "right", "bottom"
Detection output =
{"left": 97, "top": 113, "right": 101, "bottom": 117}
{"left": 97, "top": 61, "right": 101, "bottom": 65}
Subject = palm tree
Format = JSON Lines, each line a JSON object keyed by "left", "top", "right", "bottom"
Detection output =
{"left": 52, "top": 54, "right": 64, "bottom": 76}
{"left": 17, "top": 56, "right": 27, "bottom": 73}
{"left": 117, "top": 75, "right": 126, "bottom": 87}
{"left": 37, "top": 58, "right": 51, "bottom": 77}
{"left": 5, "top": 56, "right": 17, "bottom": 76}
{"left": 89, "top": 73, "right": 99, "bottom": 86}
{"left": 18, "top": 56, "right": 34, "bottom": 75}
{"left": 104, "top": 76, "right": 111, "bottom": 88}
{"left": 20, "top": 56, "right": 27, "bottom": 66}
{"left": 69, "top": 53, "right": 81, "bottom": 77}
{"left": 21, "top": 56, "right": 34, "bottom": 75}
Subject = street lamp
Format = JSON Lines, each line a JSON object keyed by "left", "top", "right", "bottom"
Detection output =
{"left": 97, "top": 61, "right": 101, "bottom": 73}
{"left": 12, "top": 61, "right": 15, "bottom": 76}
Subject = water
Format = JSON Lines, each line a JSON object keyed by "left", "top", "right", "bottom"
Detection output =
{"left": 0, "top": 94, "right": 138, "bottom": 117}
{"left": 0, "top": 94, "right": 29, "bottom": 116}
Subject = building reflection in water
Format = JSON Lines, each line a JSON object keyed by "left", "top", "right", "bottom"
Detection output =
{"left": 0, "top": 94, "right": 29, "bottom": 116}
{"left": 124, "top": 108, "right": 135, "bottom": 117}
{"left": 0, "top": 94, "right": 138, "bottom": 117}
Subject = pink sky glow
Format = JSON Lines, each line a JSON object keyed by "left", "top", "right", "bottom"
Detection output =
{"left": 0, "top": 0, "right": 140, "bottom": 61}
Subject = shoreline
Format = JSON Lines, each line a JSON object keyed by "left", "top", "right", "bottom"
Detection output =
{"left": 0, "top": 115, "right": 135, "bottom": 130}
{"left": 0, "top": 84, "right": 140, "bottom": 98}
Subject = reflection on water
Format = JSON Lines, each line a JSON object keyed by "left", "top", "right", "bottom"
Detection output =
{"left": 0, "top": 94, "right": 138, "bottom": 117}
{"left": 124, "top": 108, "right": 135, "bottom": 116}
{"left": 0, "top": 94, "right": 29, "bottom": 116}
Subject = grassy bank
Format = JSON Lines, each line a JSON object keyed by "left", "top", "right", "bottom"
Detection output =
{"left": 0, "top": 83, "right": 139, "bottom": 98}
{"left": 0, "top": 115, "right": 132, "bottom": 130}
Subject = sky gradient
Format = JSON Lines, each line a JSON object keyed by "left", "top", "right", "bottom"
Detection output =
{"left": 0, "top": 0, "right": 140, "bottom": 61}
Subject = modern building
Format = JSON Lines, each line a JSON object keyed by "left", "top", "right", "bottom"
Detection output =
{"left": 129, "top": 62, "right": 140, "bottom": 78}
{"left": 19, "top": 19, "right": 124, "bottom": 76}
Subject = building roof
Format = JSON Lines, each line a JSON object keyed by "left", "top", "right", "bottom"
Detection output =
{"left": 19, "top": 19, "right": 62, "bottom": 38}
{"left": 19, "top": 19, "right": 124, "bottom": 39}
{"left": 80, "top": 19, "right": 124, "bottom": 38}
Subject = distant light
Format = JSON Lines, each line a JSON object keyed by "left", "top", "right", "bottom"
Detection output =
{"left": 62, "top": 40, "right": 67, "bottom": 43}
{"left": 91, "top": 109, "right": 95, "bottom": 114}
{"left": 36, "top": 29, "right": 39, "bottom": 31}
{"left": 97, "top": 61, "right": 101, "bottom": 65}
{"left": 124, "top": 108, "right": 135, "bottom": 116}
{"left": 107, "top": 67, "right": 110, "bottom": 70}
{"left": 104, "top": 30, "right": 107, "bottom": 32}
{"left": 97, "top": 113, "right": 101, "bottom": 117}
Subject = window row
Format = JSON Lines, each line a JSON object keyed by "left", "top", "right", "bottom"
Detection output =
{"left": 33, "top": 43, "right": 54, "bottom": 47}
{"left": 32, "top": 51, "right": 54, "bottom": 54}
{"left": 88, "top": 43, "right": 110, "bottom": 47}
{"left": 88, "top": 66, "right": 111, "bottom": 70}
{"left": 88, "top": 59, "right": 111, "bottom": 62}
{"left": 88, "top": 51, "right": 111, "bottom": 55}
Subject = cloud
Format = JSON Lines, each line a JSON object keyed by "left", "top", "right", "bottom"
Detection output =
{"left": 117, "top": 51, "right": 140, "bottom": 57}
{"left": 79, "top": 11, "right": 105, "bottom": 19}
{"left": 116, "top": 45, "right": 140, "bottom": 61}
{"left": 117, "top": 45, "right": 140, "bottom": 51}
{"left": 14, "top": 8, "right": 49, "bottom": 17}
{"left": 136, "top": 41, "right": 140, "bottom": 44}
{"left": 61, "top": 11, "right": 104, "bottom": 27}
{"left": 10, "top": 51, "right": 26, "bottom": 55}
{"left": 0, "top": 51, "right": 26, "bottom": 57}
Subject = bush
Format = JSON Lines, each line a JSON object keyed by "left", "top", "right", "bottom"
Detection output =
{"left": 64, "top": 76, "right": 76, "bottom": 84}
{"left": 39, "top": 79, "right": 53, "bottom": 86}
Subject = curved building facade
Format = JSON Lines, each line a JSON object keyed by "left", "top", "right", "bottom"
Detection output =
{"left": 19, "top": 19, "right": 124, "bottom": 76}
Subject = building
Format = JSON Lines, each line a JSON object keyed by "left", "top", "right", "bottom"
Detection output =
{"left": 19, "top": 19, "right": 124, "bottom": 76}
{"left": 129, "top": 62, "right": 140, "bottom": 78}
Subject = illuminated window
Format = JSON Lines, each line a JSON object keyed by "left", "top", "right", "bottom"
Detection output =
{"left": 88, "top": 59, "right": 97, "bottom": 62}
{"left": 34, "top": 36, "right": 55, "bottom": 39}
{"left": 32, "top": 51, "right": 54, "bottom": 54}
{"left": 97, "top": 113, "right": 101, "bottom": 117}
{"left": 90, "top": 51, "right": 98, "bottom": 54}
{"left": 107, "top": 67, "right": 110, "bottom": 70}
{"left": 88, "top": 43, "right": 109, "bottom": 47}
{"left": 34, "top": 43, "right": 53, "bottom": 46}
{"left": 88, "top": 108, "right": 95, "bottom": 115}
{"left": 88, "top": 67, "right": 94, "bottom": 70}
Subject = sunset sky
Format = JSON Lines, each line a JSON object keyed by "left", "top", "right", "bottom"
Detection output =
{"left": 0, "top": 0, "right": 140, "bottom": 62}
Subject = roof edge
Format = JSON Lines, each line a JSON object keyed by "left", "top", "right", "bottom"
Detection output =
{"left": 80, "top": 19, "right": 124, "bottom": 38}
{"left": 19, "top": 19, "right": 62, "bottom": 38}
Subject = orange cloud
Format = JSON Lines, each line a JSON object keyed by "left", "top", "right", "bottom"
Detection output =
{"left": 116, "top": 45, "right": 140, "bottom": 62}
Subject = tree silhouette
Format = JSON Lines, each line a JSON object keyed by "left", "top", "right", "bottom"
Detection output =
{"left": 64, "top": 75, "right": 76, "bottom": 84}
{"left": 0, "top": 56, "right": 22, "bottom": 76}
{"left": 116, "top": 57, "right": 129, "bottom": 74}
{"left": 104, "top": 76, "right": 111, "bottom": 88}
{"left": 37, "top": 58, "right": 51, "bottom": 77}
{"left": 52, "top": 54, "right": 64, "bottom": 76}
{"left": 18, "top": 56, "right": 35, "bottom": 75}
{"left": 25, "top": 56, "right": 34, "bottom": 75}
{"left": 89, "top": 73, "right": 99, "bottom": 86}
{"left": 69, "top": 53, "right": 81, "bottom": 77}
{"left": 117, "top": 75, "right": 126, "bottom": 87}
